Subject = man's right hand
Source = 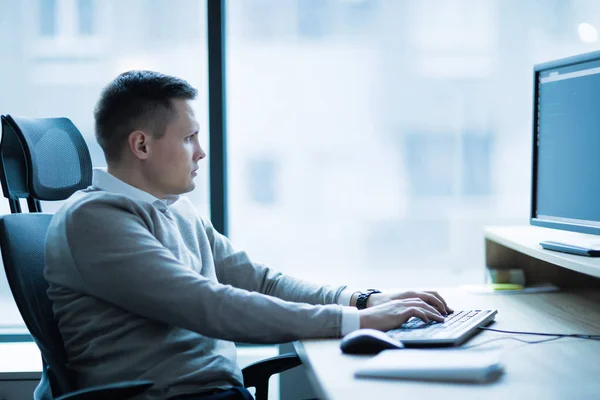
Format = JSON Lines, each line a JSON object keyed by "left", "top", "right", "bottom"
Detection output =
{"left": 358, "top": 298, "right": 446, "bottom": 332}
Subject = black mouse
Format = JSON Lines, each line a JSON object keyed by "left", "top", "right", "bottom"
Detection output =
{"left": 340, "top": 329, "right": 404, "bottom": 355}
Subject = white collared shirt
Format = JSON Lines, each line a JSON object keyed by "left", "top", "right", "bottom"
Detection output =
{"left": 93, "top": 168, "right": 179, "bottom": 207}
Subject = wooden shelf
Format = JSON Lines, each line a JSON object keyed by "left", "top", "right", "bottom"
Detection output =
{"left": 485, "top": 225, "right": 600, "bottom": 279}
{"left": 484, "top": 225, "right": 600, "bottom": 287}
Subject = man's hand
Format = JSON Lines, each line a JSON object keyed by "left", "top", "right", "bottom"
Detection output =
{"left": 352, "top": 290, "right": 453, "bottom": 332}
{"left": 358, "top": 298, "right": 446, "bottom": 332}
{"left": 363, "top": 290, "right": 452, "bottom": 315}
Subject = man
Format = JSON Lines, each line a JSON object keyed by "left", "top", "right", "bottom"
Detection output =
{"left": 44, "top": 71, "right": 452, "bottom": 400}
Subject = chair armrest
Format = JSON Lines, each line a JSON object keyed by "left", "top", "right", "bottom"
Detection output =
{"left": 55, "top": 380, "right": 154, "bottom": 400}
{"left": 242, "top": 352, "right": 301, "bottom": 400}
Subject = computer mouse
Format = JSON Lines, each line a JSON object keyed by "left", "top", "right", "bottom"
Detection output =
{"left": 340, "top": 329, "right": 404, "bottom": 355}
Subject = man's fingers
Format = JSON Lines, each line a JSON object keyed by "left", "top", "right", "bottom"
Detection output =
{"left": 402, "top": 307, "right": 430, "bottom": 323}
{"left": 423, "top": 291, "right": 453, "bottom": 314}
{"left": 399, "top": 299, "right": 443, "bottom": 318}
{"left": 403, "top": 307, "right": 445, "bottom": 323}
{"left": 397, "top": 297, "right": 445, "bottom": 317}
{"left": 401, "top": 307, "right": 445, "bottom": 324}
{"left": 426, "top": 291, "right": 450, "bottom": 309}
{"left": 424, "top": 308, "right": 445, "bottom": 322}
{"left": 419, "top": 292, "right": 449, "bottom": 315}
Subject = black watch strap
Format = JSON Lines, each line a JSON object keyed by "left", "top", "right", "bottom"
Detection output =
{"left": 356, "top": 289, "right": 382, "bottom": 310}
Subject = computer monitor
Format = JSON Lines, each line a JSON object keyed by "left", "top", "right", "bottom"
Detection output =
{"left": 531, "top": 50, "right": 600, "bottom": 252}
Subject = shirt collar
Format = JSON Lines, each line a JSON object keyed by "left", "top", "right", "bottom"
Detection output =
{"left": 92, "top": 168, "right": 180, "bottom": 206}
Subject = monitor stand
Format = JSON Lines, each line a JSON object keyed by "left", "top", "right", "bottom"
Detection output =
{"left": 540, "top": 240, "right": 600, "bottom": 257}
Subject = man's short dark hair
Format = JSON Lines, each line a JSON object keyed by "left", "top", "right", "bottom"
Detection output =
{"left": 94, "top": 70, "right": 198, "bottom": 164}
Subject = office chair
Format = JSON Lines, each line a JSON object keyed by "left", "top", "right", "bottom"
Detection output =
{"left": 0, "top": 115, "right": 301, "bottom": 400}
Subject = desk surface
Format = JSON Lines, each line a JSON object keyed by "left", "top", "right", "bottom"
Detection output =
{"left": 294, "top": 289, "right": 600, "bottom": 400}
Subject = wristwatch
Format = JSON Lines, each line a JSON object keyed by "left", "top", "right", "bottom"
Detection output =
{"left": 356, "top": 289, "right": 382, "bottom": 310}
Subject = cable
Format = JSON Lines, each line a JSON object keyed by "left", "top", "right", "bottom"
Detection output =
{"left": 460, "top": 335, "right": 563, "bottom": 350}
{"left": 431, "top": 327, "right": 600, "bottom": 361}
{"left": 436, "top": 335, "right": 564, "bottom": 352}
{"left": 478, "top": 326, "right": 600, "bottom": 341}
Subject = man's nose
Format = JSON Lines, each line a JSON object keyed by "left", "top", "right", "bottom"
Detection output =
{"left": 195, "top": 146, "right": 206, "bottom": 161}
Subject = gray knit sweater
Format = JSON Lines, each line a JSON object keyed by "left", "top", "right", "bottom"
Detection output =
{"left": 44, "top": 188, "right": 346, "bottom": 399}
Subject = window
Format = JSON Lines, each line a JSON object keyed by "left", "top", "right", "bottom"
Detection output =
{"left": 246, "top": 157, "right": 279, "bottom": 205}
{"left": 462, "top": 133, "right": 492, "bottom": 196}
{"left": 39, "top": 0, "right": 58, "bottom": 37}
{"left": 226, "top": 0, "right": 600, "bottom": 288}
{"left": 38, "top": 0, "right": 98, "bottom": 39}
{"left": 297, "top": 0, "right": 331, "bottom": 38}
{"left": 77, "top": 0, "right": 96, "bottom": 36}
{"left": 0, "top": 0, "right": 209, "bottom": 331}
{"left": 403, "top": 133, "right": 455, "bottom": 197}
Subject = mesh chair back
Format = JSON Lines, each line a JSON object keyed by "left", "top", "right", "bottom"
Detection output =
{"left": 0, "top": 214, "right": 72, "bottom": 398}
{"left": 0, "top": 115, "right": 92, "bottom": 202}
{"left": 0, "top": 115, "right": 93, "bottom": 398}
{"left": 0, "top": 116, "right": 30, "bottom": 210}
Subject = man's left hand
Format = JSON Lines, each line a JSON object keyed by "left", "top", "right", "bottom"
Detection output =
{"left": 366, "top": 290, "right": 453, "bottom": 315}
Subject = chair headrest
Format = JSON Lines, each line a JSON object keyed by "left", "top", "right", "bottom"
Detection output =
{"left": 0, "top": 115, "right": 93, "bottom": 201}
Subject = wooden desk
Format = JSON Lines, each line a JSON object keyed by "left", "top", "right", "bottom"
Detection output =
{"left": 294, "top": 289, "right": 600, "bottom": 400}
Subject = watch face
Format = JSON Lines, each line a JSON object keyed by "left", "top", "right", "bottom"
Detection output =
{"left": 357, "top": 290, "right": 381, "bottom": 309}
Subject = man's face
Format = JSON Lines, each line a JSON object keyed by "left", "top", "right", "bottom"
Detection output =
{"left": 144, "top": 99, "right": 205, "bottom": 197}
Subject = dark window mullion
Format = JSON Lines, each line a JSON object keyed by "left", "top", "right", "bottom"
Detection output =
{"left": 207, "top": 0, "right": 228, "bottom": 236}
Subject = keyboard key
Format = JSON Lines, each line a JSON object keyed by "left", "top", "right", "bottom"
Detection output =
{"left": 387, "top": 310, "right": 488, "bottom": 342}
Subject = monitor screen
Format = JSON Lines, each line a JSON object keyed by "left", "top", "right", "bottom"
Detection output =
{"left": 532, "top": 51, "right": 600, "bottom": 235}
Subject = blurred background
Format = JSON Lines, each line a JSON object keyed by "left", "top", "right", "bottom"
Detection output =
{"left": 1, "top": 0, "right": 599, "bottom": 331}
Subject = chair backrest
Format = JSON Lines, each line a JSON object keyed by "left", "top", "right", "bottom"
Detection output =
{"left": 0, "top": 115, "right": 93, "bottom": 399}
{"left": 0, "top": 115, "right": 92, "bottom": 212}
{"left": 0, "top": 214, "right": 69, "bottom": 399}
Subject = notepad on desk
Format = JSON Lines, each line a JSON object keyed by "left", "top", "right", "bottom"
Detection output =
{"left": 355, "top": 349, "right": 504, "bottom": 383}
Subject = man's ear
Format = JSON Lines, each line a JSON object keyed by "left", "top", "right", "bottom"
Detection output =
{"left": 128, "top": 130, "right": 151, "bottom": 160}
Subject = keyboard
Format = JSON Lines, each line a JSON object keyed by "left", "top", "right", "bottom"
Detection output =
{"left": 386, "top": 309, "right": 497, "bottom": 347}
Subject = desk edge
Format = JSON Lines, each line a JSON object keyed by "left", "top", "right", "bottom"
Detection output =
{"left": 293, "top": 340, "right": 336, "bottom": 400}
